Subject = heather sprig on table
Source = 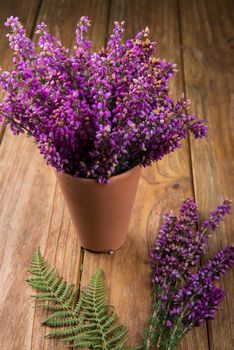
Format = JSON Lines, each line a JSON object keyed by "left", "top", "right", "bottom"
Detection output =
{"left": 0, "top": 17, "right": 207, "bottom": 182}
{"left": 142, "top": 199, "right": 233, "bottom": 350}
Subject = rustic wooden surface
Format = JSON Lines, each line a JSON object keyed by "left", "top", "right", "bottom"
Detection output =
{"left": 0, "top": 0, "right": 233, "bottom": 349}
{"left": 179, "top": 1, "right": 234, "bottom": 349}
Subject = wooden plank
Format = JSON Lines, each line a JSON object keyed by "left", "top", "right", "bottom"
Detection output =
{"left": 80, "top": 1, "right": 209, "bottom": 349}
{"left": 179, "top": 0, "right": 234, "bottom": 349}
{"left": 0, "top": 1, "right": 108, "bottom": 349}
{"left": 0, "top": 3, "right": 48, "bottom": 348}
{"left": 0, "top": 119, "right": 82, "bottom": 348}
{"left": 0, "top": 0, "right": 42, "bottom": 143}
{"left": 0, "top": 132, "right": 61, "bottom": 349}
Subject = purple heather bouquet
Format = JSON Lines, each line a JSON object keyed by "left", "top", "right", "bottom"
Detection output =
{"left": 142, "top": 198, "right": 234, "bottom": 350}
{"left": 0, "top": 16, "right": 207, "bottom": 182}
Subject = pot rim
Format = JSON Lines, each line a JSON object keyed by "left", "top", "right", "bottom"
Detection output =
{"left": 55, "top": 164, "right": 141, "bottom": 184}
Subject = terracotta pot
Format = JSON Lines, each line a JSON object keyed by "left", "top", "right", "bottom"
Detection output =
{"left": 55, "top": 166, "right": 141, "bottom": 252}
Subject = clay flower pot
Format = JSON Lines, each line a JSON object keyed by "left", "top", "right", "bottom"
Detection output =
{"left": 55, "top": 166, "right": 141, "bottom": 252}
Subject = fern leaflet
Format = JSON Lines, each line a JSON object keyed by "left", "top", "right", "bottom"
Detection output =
{"left": 27, "top": 248, "right": 138, "bottom": 350}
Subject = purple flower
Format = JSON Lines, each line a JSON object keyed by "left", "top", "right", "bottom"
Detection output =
{"left": 150, "top": 199, "right": 232, "bottom": 287}
{"left": 0, "top": 17, "right": 207, "bottom": 182}
{"left": 145, "top": 199, "right": 233, "bottom": 350}
{"left": 179, "top": 197, "right": 199, "bottom": 225}
{"left": 202, "top": 199, "right": 231, "bottom": 231}
{"left": 173, "top": 246, "right": 234, "bottom": 328}
{"left": 166, "top": 320, "right": 173, "bottom": 328}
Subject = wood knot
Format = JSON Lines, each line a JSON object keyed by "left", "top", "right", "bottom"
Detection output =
{"left": 173, "top": 183, "right": 180, "bottom": 189}
{"left": 226, "top": 37, "right": 234, "bottom": 49}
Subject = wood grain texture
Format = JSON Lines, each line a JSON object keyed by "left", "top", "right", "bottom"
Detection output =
{"left": 0, "top": 0, "right": 42, "bottom": 143}
{"left": 80, "top": 1, "right": 209, "bottom": 349}
{"left": 0, "top": 132, "right": 58, "bottom": 349}
{"left": 0, "top": 130, "right": 81, "bottom": 349}
{"left": 179, "top": 0, "right": 234, "bottom": 349}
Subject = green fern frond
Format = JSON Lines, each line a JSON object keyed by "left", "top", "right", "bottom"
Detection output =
{"left": 26, "top": 248, "right": 79, "bottom": 312}
{"left": 27, "top": 248, "right": 138, "bottom": 350}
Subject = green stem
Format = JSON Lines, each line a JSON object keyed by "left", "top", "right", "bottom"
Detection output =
{"left": 145, "top": 309, "right": 158, "bottom": 350}
{"left": 91, "top": 275, "right": 109, "bottom": 350}
{"left": 2, "top": 114, "right": 33, "bottom": 136}
{"left": 167, "top": 325, "right": 180, "bottom": 350}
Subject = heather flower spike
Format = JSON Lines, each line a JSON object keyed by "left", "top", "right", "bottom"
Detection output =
{"left": 75, "top": 16, "right": 91, "bottom": 49}
{"left": 0, "top": 17, "right": 207, "bottom": 182}
{"left": 143, "top": 198, "right": 233, "bottom": 350}
{"left": 202, "top": 199, "right": 231, "bottom": 231}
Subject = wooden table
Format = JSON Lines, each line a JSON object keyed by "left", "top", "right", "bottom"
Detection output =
{"left": 0, "top": 0, "right": 233, "bottom": 349}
